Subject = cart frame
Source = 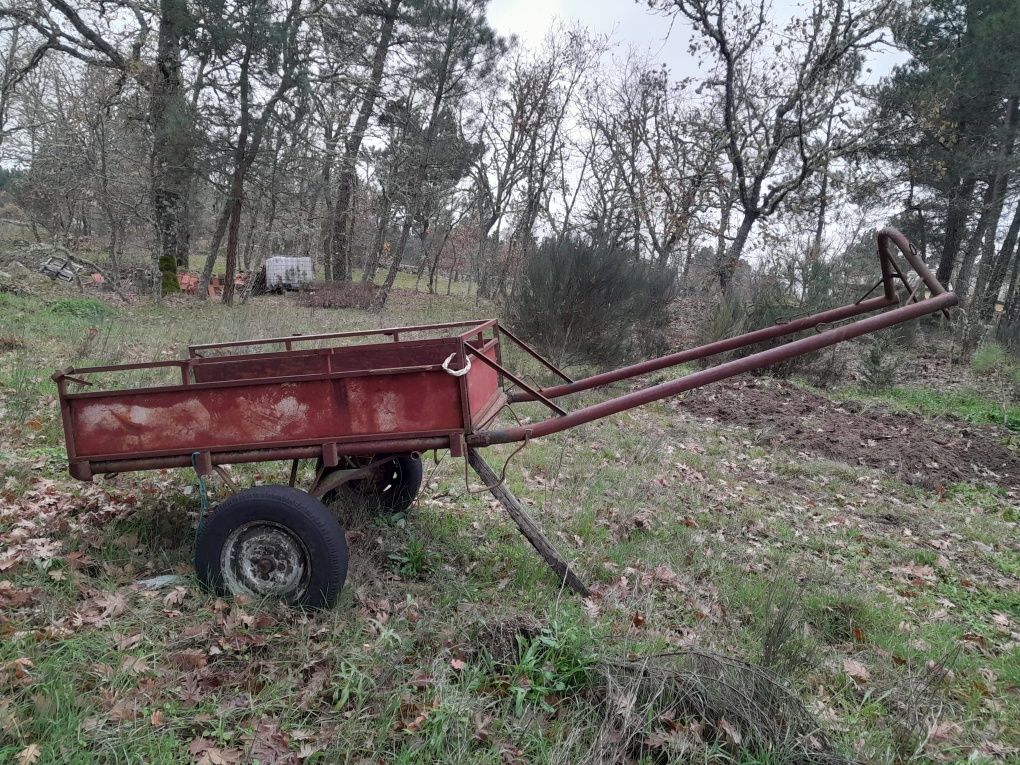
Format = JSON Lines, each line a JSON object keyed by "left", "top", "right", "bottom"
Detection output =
{"left": 51, "top": 227, "right": 957, "bottom": 601}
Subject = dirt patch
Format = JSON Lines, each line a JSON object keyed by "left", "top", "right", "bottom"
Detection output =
{"left": 679, "top": 379, "right": 1019, "bottom": 490}
{"left": 300, "top": 281, "right": 380, "bottom": 309}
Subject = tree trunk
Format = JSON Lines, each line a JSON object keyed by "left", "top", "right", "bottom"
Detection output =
{"left": 374, "top": 0, "right": 458, "bottom": 308}
{"left": 329, "top": 169, "right": 357, "bottom": 281}
{"left": 241, "top": 197, "right": 261, "bottom": 269}
{"left": 719, "top": 211, "right": 756, "bottom": 292}
{"left": 446, "top": 248, "right": 459, "bottom": 295}
{"left": 378, "top": 214, "right": 414, "bottom": 297}
{"left": 427, "top": 239, "right": 441, "bottom": 293}
{"left": 934, "top": 175, "right": 978, "bottom": 287}
{"left": 996, "top": 246, "right": 1020, "bottom": 347}
{"left": 962, "top": 193, "right": 1020, "bottom": 355}
{"left": 327, "top": 0, "right": 401, "bottom": 281}
{"left": 222, "top": 161, "right": 246, "bottom": 306}
{"left": 955, "top": 180, "right": 995, "bottom": 300}
{"left": 710, "top": 168, "right": 737, "bottom": 289}
{"left": 198, "top": 199, "right": 232, "bottom": 298}
{"left": 96, "top": 120, "right": 121, "bottom": 279}
{"left": 973, "top": 200, "right": 1020, "bottom": 320}
{"left": 967, "top": 96, "right": 1019, "bottom": 311}
{"left": 414, "top": 225, "right": 429, "bottom": 291}
{"left": 150, "top": 0, "right": 195, "bottom": 285}
{"left": 362, "top": 191, "right": 391, "bottom": 284}
{"left": 318, "top": 111, "right": 347, "bottom": 279}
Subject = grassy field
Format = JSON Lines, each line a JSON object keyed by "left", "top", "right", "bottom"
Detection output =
{"left": 0, "top": 280, "right": 1018, "bottom": 764}
{"left": 190, "top": 255, "right": 475, "bottom": 299}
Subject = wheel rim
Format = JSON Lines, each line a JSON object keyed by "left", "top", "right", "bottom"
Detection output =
{"left": 346, "top": 456, "right": 401, "bottom": 497}
{"left": 220, "top": 520, "right": 311, "bottom": 602}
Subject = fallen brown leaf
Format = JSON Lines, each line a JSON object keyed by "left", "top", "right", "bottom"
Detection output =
{"left": 116, "top": 633, "right": 142, "bottom": 651}
{"left": 843, "top": 657, "right": 870, "bottom": 687}
{"left": 718, "top": 717, "right": 742, "bottom": 746}
{"left": 170, "top": 650, "right": 208, "bottom": 670}
{"left": 120, "top": 656, "right": 148, "bottom": 675}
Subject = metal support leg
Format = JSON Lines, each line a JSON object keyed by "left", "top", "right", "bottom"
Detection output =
{"left": 467, "top": 448, "right": 590, "bottom": 597}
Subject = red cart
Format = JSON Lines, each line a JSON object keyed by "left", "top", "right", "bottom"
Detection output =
{"left": 53, "top": 228, "right": 957, "bottom": 607}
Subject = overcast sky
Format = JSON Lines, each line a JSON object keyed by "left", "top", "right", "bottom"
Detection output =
{"left": 487, "top": 0, "right": 906, "bottom": 82}
{"left": 489, "top": 0, "right": 694, "bottom": 74}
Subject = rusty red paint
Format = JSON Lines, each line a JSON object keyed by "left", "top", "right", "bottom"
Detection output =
{"left": 465, "top": 338, "right": 505, "bottom": 422}
{"left": 61, "top": 336, "right": 481, "bottom": 465}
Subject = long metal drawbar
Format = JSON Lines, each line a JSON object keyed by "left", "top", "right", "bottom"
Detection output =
{"left": 50, "top": 226, "right": 956, "bottom": 601}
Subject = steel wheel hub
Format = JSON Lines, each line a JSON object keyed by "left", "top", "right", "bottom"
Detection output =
{"left": 221, "top": 521, "right": 310, "bottom": 601}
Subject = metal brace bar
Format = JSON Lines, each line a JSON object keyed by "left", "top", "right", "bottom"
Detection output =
{"left": 467, "top": 346, "right": 568, "bottom": 416}
{"left": 497, "top": 325, "right": 574, "bottom": 383}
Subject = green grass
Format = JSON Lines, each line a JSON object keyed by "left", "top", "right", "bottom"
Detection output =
{"left": 838, "top": 384, "right": 1020, "bottom": 431}
{"left": 1, "top": 280, "right": 1019, "bottom": 764}
{"left": 351, "top": 266, "right": 475, "bottom": 297}
{"left": 971, "top": 343, "right": 1012, "bottom": 377}
{"left": 48, "top": 296, "right": 116, "bottom": 321}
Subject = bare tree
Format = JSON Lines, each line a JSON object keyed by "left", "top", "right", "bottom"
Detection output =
{"left": 586, "top": 55, "right": 721, "bottom": 271}
{"left": 651, "top": 0, "right": 892, "bottom": 290}
{"left": 195, "top": 0, "right": 309, "bottom": 305}
{"left": 11, "top": 0, "right": 198, "bottom": 290}
{"left": 0, "top": 13, "right": 53, "bottom": 149}
{"left": 471, "top": 26, "right": 599, "bottom": 297}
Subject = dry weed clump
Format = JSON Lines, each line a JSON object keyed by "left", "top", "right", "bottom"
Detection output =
{"left": 299, "top": 281, "right": 379, "bottom": 309}
{"left": 474, "top": 613, "right": 543, "bottom": 666}
{"left": 470, "top": 613, "right": 851, "bottom": 764}
{"left": 0, "top": 332, "right": 26, "bottom": 351}
{"left": 593, "top": 649, "right": 853, "bottom": 764}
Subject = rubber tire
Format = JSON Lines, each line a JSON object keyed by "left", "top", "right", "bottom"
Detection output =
{"left": 194, "top": 485, "right": 349, "bottom": 609}
{"left": 321, "top": 453, "right": 423, "bottom": 513}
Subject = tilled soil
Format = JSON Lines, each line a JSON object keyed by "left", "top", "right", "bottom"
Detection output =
{"left": 679, "top": 379, "right": 1020, "bottom": 490}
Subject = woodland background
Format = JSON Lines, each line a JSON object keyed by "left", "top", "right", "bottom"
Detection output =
{"left": 0, "top": 0, "right": 1017, "bottom": 357}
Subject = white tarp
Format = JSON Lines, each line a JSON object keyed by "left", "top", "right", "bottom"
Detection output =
{"left": 264, "top": 256, "right": 313, "bottom": 288}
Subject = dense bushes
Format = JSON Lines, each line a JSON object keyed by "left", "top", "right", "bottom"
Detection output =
{"left": 696, "top": 238, "right": 900, "bottom": 386}
{"left": 698, "top": 265, "right": 838, "bottom": 382}
{"left": 505, "top": 237, "right": 677, "bottom": 369}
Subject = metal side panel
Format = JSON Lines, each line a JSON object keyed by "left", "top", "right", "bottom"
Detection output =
{"left": 67, "top": 371, "right": 465, "bottom": 459}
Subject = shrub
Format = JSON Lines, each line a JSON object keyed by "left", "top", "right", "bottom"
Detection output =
{"left": 800, "top": 345, "right": 851, "bottom": 389}
{"left": 48, "top": 297, "right": 114, "bottom": 322}
{"left": 971, "top": 343, "right": 1010, "bottom": 377}
{"left": 861, "top": 330, "right": 897, "bottom": 390}
{"left": 698, "top": 293, "right": 745, "bottom": 349}
{"left": 158, "top": 254, "right": 180, "bottom": 295}
{"left": 698, "top": 273, "right": 817, "bottom": 378}
{"left": 698, "top": 250, "right": 921, "bottom": 384}
{"left": 505, "top": 237, "right": 677, "bottom": 369}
